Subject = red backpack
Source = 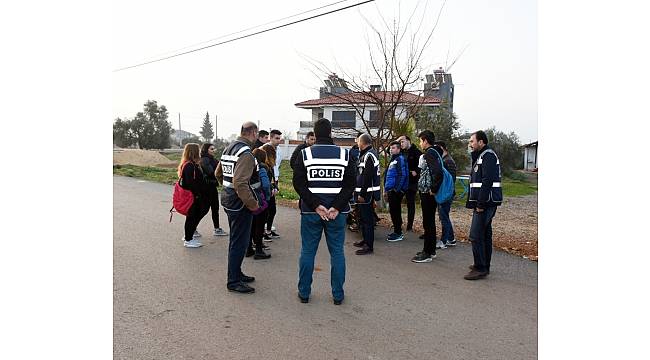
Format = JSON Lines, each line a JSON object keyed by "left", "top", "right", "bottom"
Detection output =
{"left": 169, "top": 162, "right": 195, "bottom": 221}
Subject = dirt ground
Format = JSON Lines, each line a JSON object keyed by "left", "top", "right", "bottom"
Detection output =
{"left": 278, "top": 194, "right": 538, "bottom": 261}
{"left": 113, "top": 149, "right": 177, "bottom": 167}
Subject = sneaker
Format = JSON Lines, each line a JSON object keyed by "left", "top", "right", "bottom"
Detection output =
{"left": 213, "top": 228, "right": 228, "bottom": 236}
{"left": 411, "top": 252, "right": 435, "bottom": 263}
{"left": 245, "top": 247, "right": 255, "bottom": 257}
{"left": 254, "top": 250, "right": 271, "bottom": 260}
{"left": 193, "top": 230, "right": 202, "bottom": 238}
{"left": 387, "top": 233, "right": 404, "bottom": 242}
{"left": 183, "top": 238, "right": 203, "bottom": 248}
{"left": 263, "top": 233, "right": 273, "bottom": 242}
{"left": 436, "top": 240, "right": 447, "bottom": 249}
{"left": 446, "top": 239, "right": 457, "bottom": 247}
{"left": 271, "top": 225, "right": 277, "bottom": 231}
{"left": 269, "top": 231, "right": 281, "bottom": 238}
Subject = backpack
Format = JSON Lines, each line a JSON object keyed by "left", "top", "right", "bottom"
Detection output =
{"left": 251, "top": 189, "right": 268, "bottom": 215}
{"left": 418, "top": 149, "right": 455, "bottom": 203}
{"left": 169, "top": 162, "right": 195, "bottom": 221}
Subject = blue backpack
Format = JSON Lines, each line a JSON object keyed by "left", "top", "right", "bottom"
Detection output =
{"left": 425, "top": 149, "right": 454, "bottom": 203}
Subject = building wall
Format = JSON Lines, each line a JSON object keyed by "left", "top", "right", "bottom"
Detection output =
{"left": 524, "top": 146, "right": 538, "bottom": 170}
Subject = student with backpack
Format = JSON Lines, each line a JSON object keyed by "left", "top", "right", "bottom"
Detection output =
{"left": 433, "top": 141, "right": 457, "bottom": 249}
{"left": 383, "top": 141, "right": 410, "bottom": 242}
{"left": 177, "top": 143, "right": 208, "bottom": 248}
{"left": 199, "top": 143, "right": 228, "bottom": 237}
{"left": 411, "top": 130, "right": 447, "bottom": 263}
{"left": 245, "top": 148, "right": 272, "bottom": 260}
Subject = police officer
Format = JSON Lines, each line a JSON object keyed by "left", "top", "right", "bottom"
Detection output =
{"left": 353, "top": 133, "right": 381, "bottom": 255}
{"left": 292, "top": 118, "right": 356, "bottom": 305}
{"left": 464, "top": 130, "right": 503, "bottom": 280}
{"left": 215, "top": 121, "right": 261, "bottom": 294}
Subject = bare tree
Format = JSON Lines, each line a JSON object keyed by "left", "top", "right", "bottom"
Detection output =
{"left": 303, "top": 0, "right": 449, "bottom": 154}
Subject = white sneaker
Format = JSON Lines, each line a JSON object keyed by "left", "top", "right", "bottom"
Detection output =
{"left": 193, "top": 230, "right": 202, "bottom": 238}
{"left": 271, "top": 225, "right": 276, "bottom": 231}
{"left": 436, "top": 240, "right": 447, "bottom": 249}
{"left": 183, "top": 238, "right": 203, "bottom": 248}
{"left": 213, "top": 228, "right": 228, "bottom": 236}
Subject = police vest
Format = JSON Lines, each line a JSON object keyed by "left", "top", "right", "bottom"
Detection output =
{"left": 355, "top": 148, "right": 381, "bottom": 203}
{"left": 300, "top": 144, "right": 351, "bottom": 214}
{"left": 468, "top": 148, "right": 503, "bottom": 206}
{"left": 219, "top": 140, "right": 261, "bottom": 211}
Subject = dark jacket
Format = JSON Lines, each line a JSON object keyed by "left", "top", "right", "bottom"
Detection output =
{"left": 466, "top": 145, "right": 502, "bottom": 209}
{"left": 290, "top": 142, "right": 310, "bottom": 171}
{"left": 254, "top": 139, "right": 265, "bottom": 149}
{"left": 403, "top": 145, "right": 422, "bottom": 189}
{"left": 421, "top": 147, "right": 444, "bottom": 194}
{"left": 180, "top": 161, "right": 205, "bottom": 198}
{"left": 292, "top": 137, "right": 356, "bottom": 212}
{"left": 356, "top": 146, "right": 380, "bottom": 202}
{"left": 200, "top": 153, "right": 219, "bottom": 189}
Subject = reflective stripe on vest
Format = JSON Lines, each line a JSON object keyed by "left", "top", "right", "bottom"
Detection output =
{"left": 355, "top": 185, "right": 381, "bottom": 192}
{"left": 221, "top": 142, "right": 260, "bottom": 189}
{"left": 470, "top": 182, "right": 501, "bottom": 188}
{"left": 304, "top": 146, "right": 348, "bottom": 194}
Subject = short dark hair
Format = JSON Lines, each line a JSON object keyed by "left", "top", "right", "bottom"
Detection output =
{"left": 389, "top": 141, "right": 400, "bottom": 148}
{"left": 314, "top": 118, "right": 332, "bottom": 138}
{"left": 306, "top": 131, "right": 315, "bottom": 138}
{"left": 358, "top": 133, "right": 372, "bottom": 146}
{"left": 417, "top": 130, "right": 435, "bottom": 146}
{"left": 472, "top": 130, "right": 489, "bottom": 145}
{"left": 433, "top": 141, "right": 447, "bottom": 151}
{"left": 258, "top": 130, "right": 269, "bottom": 138}
{"left": 403, "top": 135, "right": 411, "bottom": 141}
{"left": 270, "top": 129, "right": 282, "bottom": 136}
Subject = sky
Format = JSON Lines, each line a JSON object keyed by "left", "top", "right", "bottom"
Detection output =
{"left": 112, "top": 0, "right": 537, "bottom": 144}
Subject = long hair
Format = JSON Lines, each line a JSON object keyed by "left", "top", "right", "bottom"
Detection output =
{"left": 178, "top": 143, "right": 201, "bottom": 177}
{"left": 200, "top": 143, "right": 213, "bottom": 157}
{"left": 261, "top": 143, "right": 276, "bottom": 169}
{"left": 252, "top": 147, "right": 267, "bottom": 166}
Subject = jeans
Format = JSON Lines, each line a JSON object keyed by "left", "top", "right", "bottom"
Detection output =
{"left": 357, "top": 202, "right": 375, "bottom": 250}
{"left": 225, "top": 208, "right": 254, "bottom": 288}
{"left": 298, "top": 213, "right": 346, "bottom": 301}
{"left": 405, "top": 187, "right": 417, "bottom": 230}
{"left": 420, "top": 193, "right": 437, "bottom": 255}
{"left": 388, "top": 191, "right": 404, "bottom": 234}
{"left": 437, "top": 200, "right": 454, "bottom": 243}
{"left": 469, "top": 207, "right": 497, "bottom": 272}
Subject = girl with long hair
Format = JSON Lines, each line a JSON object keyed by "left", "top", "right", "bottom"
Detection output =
{"left": 200, "top": 143, "right": 228, "bottom": 237}
{"left": 260, "top": 143, "right": 280, "bottom": 241}
{"left": 178, "top": 143, "right": 208, "bottom": 248}
{"left": 246, "top": 148, "right": 272, "bottom": 260}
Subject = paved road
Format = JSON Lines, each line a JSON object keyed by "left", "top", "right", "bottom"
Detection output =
{"left": 114, "top": 176, "right": 537, "bottom": 360}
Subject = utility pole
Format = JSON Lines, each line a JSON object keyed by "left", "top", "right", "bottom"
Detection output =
{"left": 178, "top": 113, "right": 182, "bottom": 147}
{"left": 215, "top": 114, "right": 218, "bottom": 142}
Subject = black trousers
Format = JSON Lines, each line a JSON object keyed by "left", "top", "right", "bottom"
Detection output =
{"left": 205, "top": 187, "right": 221, "bottom": 229}
{"left": 388, "top": 191, "right": 404, "bottom": 234}
{"left": 266, "top": 195, "right": 277, "bottom": 231}
{"left": 420, "top": 192, "right": 438, "bottom": 255}
{"left": 184, "top": 196, "right": 208, "bottom": 241}
{"left": 405, "top": 187, "right": 417, "bottom": 230}
{"left": 358, "top": 202, "right": 375, "bottom": 249}
{"left": 250, "top": 207, "right": 269, "bottom": 252}
{"left": 469, "top": 207, "right": 497, "bottom": 272}
{"left": 225, "top": 208, "right": 254, "bottom": 288}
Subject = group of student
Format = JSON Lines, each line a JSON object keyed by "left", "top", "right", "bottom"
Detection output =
{"left": 175, "top": 130, "right": 285, "bottom": 260}
{"left": 175, "top": 118, "right": 502, "bottom": 298}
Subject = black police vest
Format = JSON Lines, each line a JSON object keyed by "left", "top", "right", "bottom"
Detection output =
{"left": 300, "top": 144, "right": 351, "bottom": 214}
{"left": 468, "top": 148, "right": 503, "bottom": 206}
{"left": 355, "top": 148, "right": 381, "bottom": 203}
{"left": 220, "top": 140, "right": 261, "bottom": 211}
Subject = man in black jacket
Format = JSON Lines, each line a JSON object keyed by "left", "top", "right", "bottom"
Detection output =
{"left": 290, "top": 131, "right": 316, "bottom": 170}
{"left": 254, "top": 130, "right": 269, "bottom": 149}
{"left": 398, "top": 135, "right": 422, "bottom": 232}
{"left": 411, "top": 130, "right": 444, "bottom": 263}
{"left": 464, "top": 130, "right": 503, "bottom": 280}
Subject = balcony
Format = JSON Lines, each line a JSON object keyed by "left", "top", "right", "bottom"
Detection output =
{"left": 299, "top": 121, "right": 314, "bottom": 128}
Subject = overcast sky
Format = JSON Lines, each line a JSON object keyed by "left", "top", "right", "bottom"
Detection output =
{"left": 112, "top": 0, "right": 537, "bottom": 144}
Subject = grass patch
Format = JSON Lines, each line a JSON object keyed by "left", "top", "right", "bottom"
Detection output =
{"left": 113, "top": 164, "right": 178, "bottom": 184}
{"left": 160, "top": 152, "right": 182, "bottom": 162}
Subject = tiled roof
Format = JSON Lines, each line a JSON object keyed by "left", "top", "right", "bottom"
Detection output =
{"left": 295, "top": 91, "right": 441, "bottom": 107}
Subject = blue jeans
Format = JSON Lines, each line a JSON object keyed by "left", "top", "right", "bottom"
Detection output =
{"left": 225, "top": 208, "right": 253, "bottom": 288}
{"left": 298, "top": 213, "right": 346, "bottom": 301}
{"left": 469, "top": 207, "right": 497, "bottom": 272}
{"left": 357, "top": 202, "right": 375, "bottom": 249}
{"left": 438, "top": 200, "right": 454, "bottom": 243}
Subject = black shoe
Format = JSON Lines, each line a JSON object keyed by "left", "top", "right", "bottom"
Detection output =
{"left": 263, "top": 233, "right": 273, "bottom": 242}
{"left": 228, "top": 283, "right": 255, "bottom": 293}
{"left": 241, "top": 274, "right": 255, "bottom": 283}
{"left": 419, "top": 234, "right": 425, "bottom": 239}
{"left": 352, "top": 240, "right": 366, "bottom": 248}
{"left": 355, "top": 246, "right": 373, "bottom": 255}
{"left": 464, "top": 270, "right": 488, "bottom": 280}
{"left": 298, "top": 294, "right": 309, "bottom": 303}
{"left": 245, "top": 248, "right": 255, "bottom": 257}
{"left": 269, "top": 231, "right": 281, "bottom": 238}
{"left": 333, "top": 298, "right": 343, "bottom": 305}
{"left": 468, "top": 265, "right": 490, "bottom": 274}
{"left": 254, "top": 251, "right": 271, "bottom": 260}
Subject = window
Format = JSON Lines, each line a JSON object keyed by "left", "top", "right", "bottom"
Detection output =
{"left": 331, "top": 111, "right": 356, "bottom": 127}
{"left": 368, "top": 110, "right": 381, "bottom": 127}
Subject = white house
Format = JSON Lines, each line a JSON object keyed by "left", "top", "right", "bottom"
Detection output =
{"left": 523, "top": 141, "right": 538, "bottom": 171}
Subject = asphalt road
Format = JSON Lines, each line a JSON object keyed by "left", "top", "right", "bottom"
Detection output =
{"left": 114, "top": 176, "right": 537, "bottom": 360}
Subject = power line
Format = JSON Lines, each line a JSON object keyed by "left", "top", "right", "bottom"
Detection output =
{"left": 113, "top": 0, "right": 375, "bottom": 72}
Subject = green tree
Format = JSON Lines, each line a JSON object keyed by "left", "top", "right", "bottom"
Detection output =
{"left": 181, "top": 136, "right": 202, "bottom": 146}
{"left": 483, "top": 127, "right": 523, "bottom": 176}
{"left": 113, "top": 117, "right": 136, "bottom": 148}
{"left": 199, "top": 112, "right": 214, "bottom": 142}
{"left": 129, "top": 100, "right": 172, "bottom": 149}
